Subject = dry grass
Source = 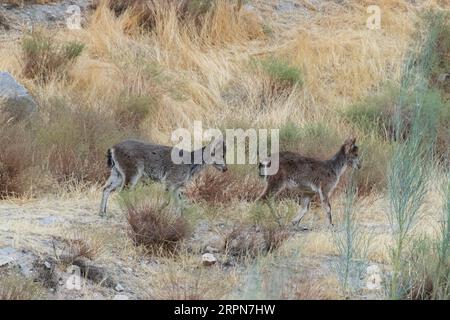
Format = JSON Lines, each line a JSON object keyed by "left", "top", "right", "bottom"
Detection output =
{"left": 124, "top": 197, "right": 191, "bottom": 254}
{"left": 144, "top": 252, "right": 240, "bottom": 299}
{"left": 21, "top": 30, "right": 84, "bottom": 83}
{"left": 0, "top": 118, "right": 35, "bottom": 198}
{"left": 63, "top": 229, "right": 106, "bottom": 261}
{"left": 224, "top": 223, "right": 290, "bottom": 259}
{"left": 0, "top": 273, "right": 45, "bottom": 300}
{"left": 186, "top": 168, "right": 263, "bottom": 204}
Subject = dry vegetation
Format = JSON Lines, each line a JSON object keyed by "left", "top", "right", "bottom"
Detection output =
{"left": 0, "top": 0, "right": 449, "bottom": 300}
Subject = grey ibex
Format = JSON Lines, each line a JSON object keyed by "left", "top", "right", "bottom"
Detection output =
{"left": 258, "top": 137, "right": 361, "bottom": 226}
{"left": 99, "top": 138, "right": 227, "bottom": 216}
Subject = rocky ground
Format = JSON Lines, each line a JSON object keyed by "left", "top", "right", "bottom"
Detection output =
{"left": 0, "top": 0, "right": 92, "bottom": 41}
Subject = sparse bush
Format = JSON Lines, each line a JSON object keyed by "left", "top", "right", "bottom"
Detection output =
{"left": 21, "top": 30, "right": 84, "bottom": 82}
{"left": 353, "top": 137, "right": 393, "bottom": 194}
{"left": 257, "top": 57, "right": 303, "bottom": 95}
{"left": 224, "top": 224, "right": 268, "bottom": 259}
{"left": 342, "top": 84, "right": 448, "bottom": 155}
{"left": 35, "top": 97, "right": 130, "bottom": 184}
{"left": 397, "top": 170, "right": 450, "bottom": 300}
{"left": 100, "top": 0, "right": 259, "bottom": 43}
{"left": 224, "top": 202, "right": 293, "bottom": 259}
{"left": 405, "top": 236, "right": 449, "bottom": 299}
{"left": 114, "top": 94, "right": 156, "bottom": 130}
{"left": 332, "top": 176, "right": 372, "bottom": 296}
{"left": 0, "top": 273, "right": 45, "bottom": 300}
{"left": 120, "top": 184, "right": 191, "bottom": 254}
{"left": 426, "top": 12, "right": 450, "bottom": 99}
{"left": 262, "top": 225, "right": 291, "bottom": 252}
{"left": 386, "top": 11, "right": 441, "bottom": 299}
{"left": 0, "top": 118, "right": 36, "bottom": 198}
{"left": 126, "top": 202, "right": 189, "bottom": 253}
{"left": 279, "top": 121, "right": 340, "bottom": 158}
{"left": 63, "top": 229, "right": 105, "bottom": 261}
{"left": 185, "top": 168, "right": 263, "bottom": 205}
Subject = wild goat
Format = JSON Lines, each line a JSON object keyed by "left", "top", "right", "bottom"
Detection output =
{"left": 99, "top": 138, "right": 227, "bottom": 216}
{"left": 258, "top": 137, "right": 361, "bottom": 226}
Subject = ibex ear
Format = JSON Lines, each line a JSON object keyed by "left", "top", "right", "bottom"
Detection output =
{"left": 211, "top": 136, "right": 226, "bottom": 157}
{"left": 222, "top": 139, "right": 227, "bottom": 155}
{"left": 344, "top": 136, "right": 356, "bottom": 154}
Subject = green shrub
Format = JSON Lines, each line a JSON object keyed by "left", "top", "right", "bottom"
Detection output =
{"left": 342, "top": 83, "right": 449, "bottom": 157}
{"left": 21, "top": 30, "right": 84, "bottom": 82}
{"left": 114, "top": 95, "right": 156, "bottom": 130}
{"left": 353, "top": 137, "right": 393, "bottom": 194}
{"left": 259, "top": 57, "right": 303, "bottom": 92}
{"left": 424, "top": 12, "right": 450, "bottom": 99}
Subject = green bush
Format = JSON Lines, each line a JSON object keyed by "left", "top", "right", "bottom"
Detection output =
{"left": 114, "top": 95, "right": 156, "bottom": 130}
{"left": 342, "top": 83, "right": 449, "bottom": 157}
{"left": 21, "top": 30, "right": 84, "bottom": 82}
{"left": 425, "top": 12, "right": 450, "bottom": 99}
{"left": 259, "top": 57, "right": 303, "bottom": 91}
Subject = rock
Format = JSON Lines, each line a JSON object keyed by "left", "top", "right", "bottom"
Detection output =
{"left": 33, "top": 258, "right": 59, "bottom": 289}
{"left": 0, "top": 0, "right": 92, "bottom": 40}
{"left": 69, "top": 257, "right": 116, "bottom": 288}
{"left": 201, "top": 253, "right": 217, "bottom": 266}
{"left": 0, "top": 247, "right": 37, "bottom": 276}
{"left": 113, "top": 294, "right": 129, "bottom": 300}
{"left": 205, "top": 246, "right": 219, "bottom": 254}
{"left": 437, "top": 73, "right": 448, "bottom": 83}
{"left": 0, "top": 72, "right": 37, "bottom": 121}
{"left": 115, "top": 283, "right": 124, "bottom": 292}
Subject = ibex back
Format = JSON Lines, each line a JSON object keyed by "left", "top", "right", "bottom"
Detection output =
{"left": 258, "top": 137, "right": 361, "bottom": 226}
{"left": 99, "top": 138, "right": 227, "bottom": 216}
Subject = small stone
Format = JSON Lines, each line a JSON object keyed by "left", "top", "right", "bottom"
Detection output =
{"left": 202, "top": 253, "right": 217, "bottom": 266}
{"left": 44, "top": 261, "right": 52, "bottom": 269}
{"left": 205, "top": 246, "right": 219, "bottom": 254}
{"left": 438, "top": 73, "right": 448, "bottom": 82}
{"left": 113, "top": 294, "right": 129, "bottom": 300}
{"left": 115, "top": 283, "right": 124, "bottom": 292}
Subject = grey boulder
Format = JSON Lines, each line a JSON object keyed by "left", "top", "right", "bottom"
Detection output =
{"left": 0, "top": 71, "right": 37, "bottom": 121}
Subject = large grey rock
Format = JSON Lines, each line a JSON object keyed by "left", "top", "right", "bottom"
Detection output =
{"left": 201, "top": 253, "right": 217, "bottom": 266}
{"left": 0, "top": 71, "right": 37, "bottom": 120}
{"left": 0, "top": 246, "right": 37, "bottom": 276}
